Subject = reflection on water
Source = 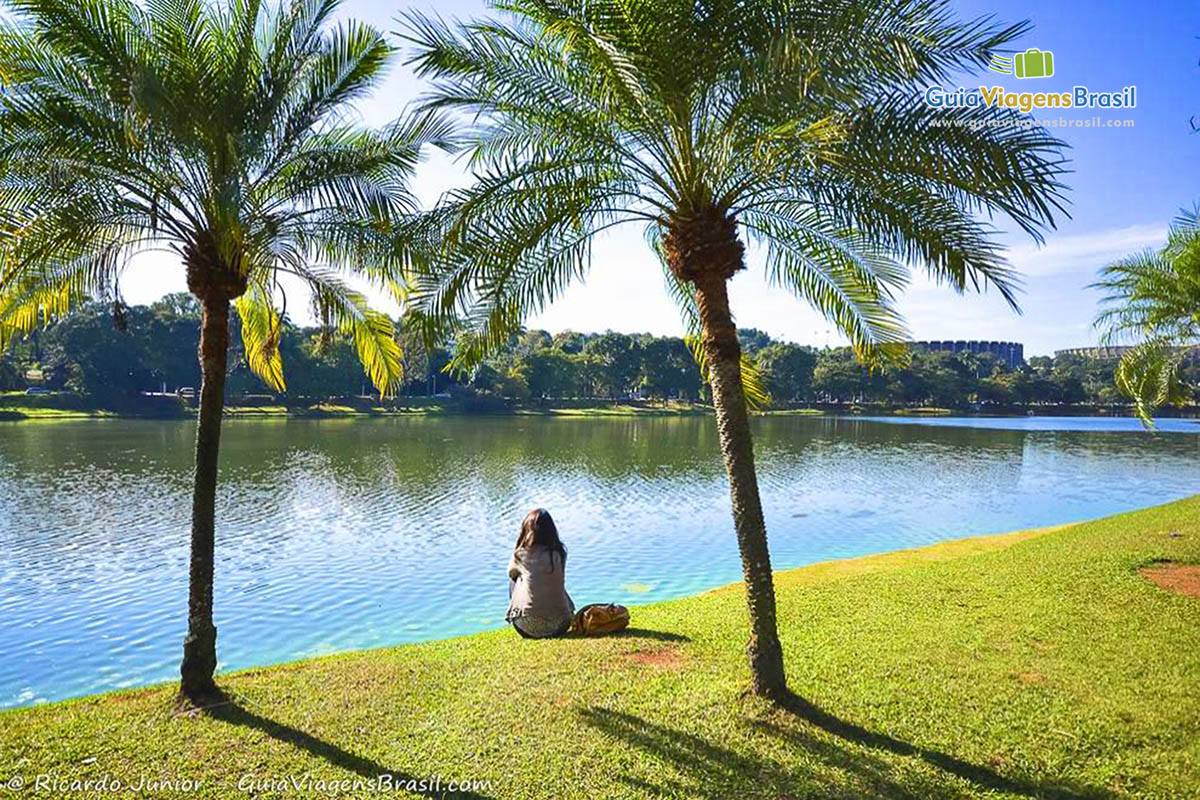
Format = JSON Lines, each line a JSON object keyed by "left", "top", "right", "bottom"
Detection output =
{"left": 0, "top": 415, "right": 1196, "bottom": 707}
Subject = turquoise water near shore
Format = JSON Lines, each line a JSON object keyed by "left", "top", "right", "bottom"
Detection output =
{"left": 1, "top": 415, "right": 1197, "bottom": 708}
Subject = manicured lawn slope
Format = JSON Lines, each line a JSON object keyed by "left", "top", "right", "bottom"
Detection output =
{"left": 2, "top": 499, "right": 1199, "bottom": 799}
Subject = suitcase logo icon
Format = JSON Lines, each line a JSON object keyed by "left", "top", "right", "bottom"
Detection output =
{"left": 989, "top": 49, "right": 1054, "bottom": 79}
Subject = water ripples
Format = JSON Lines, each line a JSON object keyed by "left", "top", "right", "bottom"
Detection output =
{"left": 1, "top": 415, "right": 1198, "bottom": 707}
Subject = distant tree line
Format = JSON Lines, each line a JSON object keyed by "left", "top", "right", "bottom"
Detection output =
{"left": 469, "top": 330, "right": 1200, "bottom": 409}
{"left": 3, "top": 297, "right": 1191, "bottom": 411}
{"left": 1, "top": 295, "right": 426, "bottom": 402}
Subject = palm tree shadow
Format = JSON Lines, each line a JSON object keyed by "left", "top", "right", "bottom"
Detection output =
{"left": 208, "top": 700, "right": 494, "bottom": 800}
{"left": 610, "top": 628, "right": 691, "bottom": 642}
{"left": 560, "top": 627, "right": 690, "bottom": 642}
{"left": 770, "top": 691, "right": 1110, "bottom": 800}
{"left": 579, "top": 704, "right": 935, "bottom": 798}
{"left": 579, "top": 697, "right": 1112, "bottom": 800}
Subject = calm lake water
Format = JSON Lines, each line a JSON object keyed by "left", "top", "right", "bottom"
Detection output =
{"left": 1, "top": 415, "right": 1198, "bottom": 708}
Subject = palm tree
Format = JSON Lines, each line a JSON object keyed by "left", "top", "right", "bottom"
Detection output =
{"left": 401, "top": 0, "right": 1067, "bottom": 699}
{"left": 0, "top": 0, "right": 450, "bottom": 703}
{"left": 1094, "top": 210, "right": 1200, "bottom": 424}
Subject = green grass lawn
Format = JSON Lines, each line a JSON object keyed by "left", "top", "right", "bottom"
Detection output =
{"left": 756, "top": 408, "right": 825, "bottom": 416}
{"left": 534, "top": 403, "right": 708, "bottom": 417}
{"left": 216, "top": 405, "right": 442, "bottom": 418}
{"left": 0, "top": 406, "right": 114, "bottom": 421}
{"left": 2, "top": 500, "right": 1199, "bottom": 799}
{"left": 222, "top": 405, "right": 291, "bottom": 416}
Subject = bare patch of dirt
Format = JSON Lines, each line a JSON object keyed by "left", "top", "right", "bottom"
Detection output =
{"left": 624, "top": 647, "right": 684, "bottom": 668}
{"left": 1015, "top": 671, "right": 1047, "bottom": 685}
{"left": 1140, "top": 562, "right": 1200, "bottom": 598}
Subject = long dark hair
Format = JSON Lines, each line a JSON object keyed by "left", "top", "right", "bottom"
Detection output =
{"left": 515, "top": 508, "right": 566, "bottom": 569}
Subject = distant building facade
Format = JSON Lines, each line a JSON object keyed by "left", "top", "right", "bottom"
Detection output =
{"left": 913, "top": 340, "right": 1025, "bottom": 369}
{"left": 1056, "top": 345, "right": 1198, "bottom": 363}
{"left": 1053, "top": 346, "right": 1132, "bottom": 360}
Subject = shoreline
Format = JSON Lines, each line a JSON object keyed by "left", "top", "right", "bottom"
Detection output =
{"left": 2, "top": 402, "right": 1195, "bottom": 423}
{"left": 2, "top": 496, "right": 1197, "bottom": 798}
{"left": 0, "top": 510, "right": 1131, "bottom": 716}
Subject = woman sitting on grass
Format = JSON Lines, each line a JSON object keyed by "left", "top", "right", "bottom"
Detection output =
{"left": 507, "top": 509, "right": 575, "bottom": 639}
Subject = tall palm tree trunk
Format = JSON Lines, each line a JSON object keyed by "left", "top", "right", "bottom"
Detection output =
{"left": 179, "top": 295, "right": 230, "bottom": 702}
{"left": 666, "top": 208, "right": 788, "bottom": 699}
{"left": 692, "top": 270, "right": 788, "bottom": 700}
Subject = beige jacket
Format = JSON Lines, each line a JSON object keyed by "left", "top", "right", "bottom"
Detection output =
{"left": 506, "top": 545, "right": 573, "bottom": 623}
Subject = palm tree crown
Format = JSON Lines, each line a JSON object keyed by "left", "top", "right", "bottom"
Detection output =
{"left": 401, "top": 0, "right": 1068, "bottom": 363}
{"left": 0, "top": 0, "right": 451, "bottom": 393}
{"left": 1095, "top": 210, "right": 1200, "bottom": 424}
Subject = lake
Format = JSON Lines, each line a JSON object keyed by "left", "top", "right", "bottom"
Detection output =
{"left": 1, "top": 414, "right": 1197, "bottom": 708}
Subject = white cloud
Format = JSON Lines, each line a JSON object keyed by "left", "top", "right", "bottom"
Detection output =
{"left": 1003, "top": 221, "right": 1166, "bottom": 278}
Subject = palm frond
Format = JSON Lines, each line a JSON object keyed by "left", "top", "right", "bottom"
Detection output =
{"left": 741, "top": 210, "right": 910, "bottom": 369}
{"left": 308, "top": 273, "right": 403, "bottom": 397}
{"left": 234, "top": 278, "right": 286, "bottom": 392}
{"left": 1113, "top": 338, "right": 1192, "bottom": 427}
{"left": 1093, "top": 215, "right": 1200, "bottom": 424}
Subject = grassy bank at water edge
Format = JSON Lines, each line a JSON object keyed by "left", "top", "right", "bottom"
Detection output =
{"left": 2, "top": 498, "right": 1199, "bottom": 798}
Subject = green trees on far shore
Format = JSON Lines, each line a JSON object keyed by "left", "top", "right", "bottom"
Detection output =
{"left": 5, "top": 303, "right": 1184, "bottom": 411}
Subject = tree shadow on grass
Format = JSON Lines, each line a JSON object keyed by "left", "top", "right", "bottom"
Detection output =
{"left": 579, "top": 704, "right": 937, "bottom": 798}
{"left": 579, "top": 696, "right": 1112, "bottom": 800}
{"left": 209, "top": 701, "right": 494, "bottom": 799}
{"left": 609, "top": 628, "right": 691, "bottom": 643}
{"left": 560, "top": 627, "right": 690, "bottom": 643}
{"left": 772, "top": 692, "right": 1111, "bottom": 800}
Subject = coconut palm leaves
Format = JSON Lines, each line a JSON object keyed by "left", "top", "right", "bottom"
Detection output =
{"left": 0, "top": 0, "right": 450, "bottom": 702}
{"left": 0, "top": 0, "right": 452, "bottom": 394}
{"left": 1094, "top": 210, "right": 1200, "bottom": 424}
{"left": 399, "top": 0, "right": 1067, "bottom": 365}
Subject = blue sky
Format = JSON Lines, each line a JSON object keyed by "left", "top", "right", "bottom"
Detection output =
{"left": 120, "top": 0, "right": 1200, "bottom": 356}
